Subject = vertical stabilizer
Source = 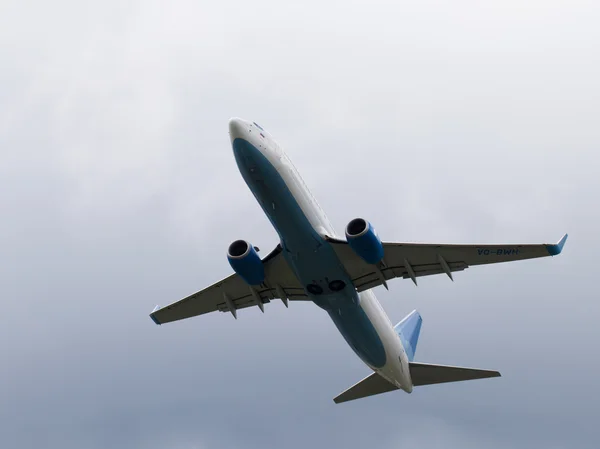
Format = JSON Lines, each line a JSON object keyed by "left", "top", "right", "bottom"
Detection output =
{"left": 394, "top": 310, "right": 422, "bottom": 361}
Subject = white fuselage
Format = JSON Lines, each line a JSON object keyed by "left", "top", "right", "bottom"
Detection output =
{"left": 229, "top": 118, "right": 412, "bottom": 392}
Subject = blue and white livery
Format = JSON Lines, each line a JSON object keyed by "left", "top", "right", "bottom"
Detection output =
{"left": 150, "top": 118, "right": 568, "bottom": 403}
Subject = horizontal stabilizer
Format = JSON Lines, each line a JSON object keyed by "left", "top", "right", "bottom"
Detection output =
{"left": 334, "top": 363, "right": 501, "bottom": 404}
{"left": 333, "top": 372, "right": 398, "bottom": 404}
{"left": 409, "top": 362, "right": 501, "bottom": 386}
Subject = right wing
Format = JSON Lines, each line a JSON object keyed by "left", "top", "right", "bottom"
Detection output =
{"left": 149, "top": 245, "right": 308, "bottom": 324}
{"left": 327, "top": 233, "right": 568, "bottom": 291}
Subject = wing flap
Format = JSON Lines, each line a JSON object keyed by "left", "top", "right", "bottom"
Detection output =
{"left": 352, "top": 261, "right": 469, "bottom": 292}
{"left": 333, "top": 372, "right": 398, "bottom": 404}
{"left": 214, "top": 286, "right": 309, "bottom": 313}
{"left": 409, "top": 362, "right": 501, "bottom": 386}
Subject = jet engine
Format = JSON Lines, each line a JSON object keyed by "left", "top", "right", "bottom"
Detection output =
{"left": 345, "top": 218, "right": 384, "bottom": 265}
{"left": 227, "top": 240, "right": 265, "bottom": 286}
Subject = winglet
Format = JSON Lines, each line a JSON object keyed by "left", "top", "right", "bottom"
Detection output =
{"left": 150, "top": 305, "right": 161, "bottom": 325}
{"left": 546, "top": 233, "right": 568, "bottom": 256}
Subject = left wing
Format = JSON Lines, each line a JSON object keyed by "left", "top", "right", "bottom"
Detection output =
{"left": 150, "top": 245, "right": 308, "bottom": 324}
{"left": 327, "top": 234, "right": 568, "bottom": 291}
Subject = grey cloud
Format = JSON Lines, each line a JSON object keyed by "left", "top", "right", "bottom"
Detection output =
{"left": 1, "top": 0, "right": 599, "bottom": 448}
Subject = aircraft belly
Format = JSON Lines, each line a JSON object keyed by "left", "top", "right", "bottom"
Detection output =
{"left": 327, "top": 297, "right": 388, "bottom": 369}
{"left": 232, "top": 137, "right": 388, "bottom": 369}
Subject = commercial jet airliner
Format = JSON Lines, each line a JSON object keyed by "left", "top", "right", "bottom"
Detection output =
{"left": 150, "top": 118, "right": 567, "bottom": 403}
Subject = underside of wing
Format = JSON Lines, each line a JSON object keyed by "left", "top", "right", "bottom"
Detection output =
{"left": 150, "top": 245, "right": 308, "bottom": 325}
{"left": 327, "top": 234, "right": 567, "bottom": 291}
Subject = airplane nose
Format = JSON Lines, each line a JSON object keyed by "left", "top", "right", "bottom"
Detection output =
{"left": 229, "top": 117, "right": 249, "bottom": 143}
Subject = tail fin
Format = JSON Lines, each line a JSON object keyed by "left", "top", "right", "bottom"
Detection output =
{"left": 394, "top": 310, "right": 422, "bottom": 361}
{"left": 332, "top": 310, "right": 500, "bottom": 404}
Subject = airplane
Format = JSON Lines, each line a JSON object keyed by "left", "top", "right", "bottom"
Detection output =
{"left": 149, "top": 118, "right": 568, "bottom": 404}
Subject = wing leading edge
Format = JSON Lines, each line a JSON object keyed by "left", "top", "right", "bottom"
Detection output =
{"left": 328, "top": 233, "right": 567, "bottom": 292}
{"left": 149, "top": 245, "right": 308, "bottom": 325}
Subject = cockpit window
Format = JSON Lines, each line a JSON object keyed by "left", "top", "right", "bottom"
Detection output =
{"left": 253, "top": 122, "right": 264, "bottom": 131}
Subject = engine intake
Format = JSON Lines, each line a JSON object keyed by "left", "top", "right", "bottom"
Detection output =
{"left": 345, "top": 218, "right": 384, "bottom": 265}
{"left": 227, "top": 239, "right": 265, "bottom": 286}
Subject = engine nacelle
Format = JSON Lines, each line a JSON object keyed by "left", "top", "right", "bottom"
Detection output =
{"left": 345, "top": 218, "right": 384, "bottom": 265}
{"left": 227, "top": 240, "right": 265, "bottom": 286}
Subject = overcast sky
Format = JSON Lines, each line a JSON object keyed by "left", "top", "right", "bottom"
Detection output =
{"left": 1, "top": 1, "right": 599, "bottom": 448}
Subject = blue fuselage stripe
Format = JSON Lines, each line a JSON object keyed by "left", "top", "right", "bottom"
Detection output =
{"left": 232, "top": 138, "right": 387, "bottom": 368}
